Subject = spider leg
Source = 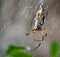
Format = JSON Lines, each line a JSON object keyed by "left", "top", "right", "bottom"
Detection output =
{"left": 26, "top": 29, "right": 37, "bottom": 36}
{"left": 30, "top": 43, "right": 41, "bottom": 52}
{"left": 33, "top": 39, "right": 41, "bottom": 42}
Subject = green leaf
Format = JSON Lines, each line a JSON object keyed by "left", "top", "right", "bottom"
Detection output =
{"left": 4, "top": 45, "right": 32, "bottom": 57}
{"left": 49, "top": 40, "right": 60, "bottom": 57}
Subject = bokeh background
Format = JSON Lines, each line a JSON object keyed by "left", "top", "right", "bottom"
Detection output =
{"left": 0, "top": 0, "right": 60, "bottom": 57}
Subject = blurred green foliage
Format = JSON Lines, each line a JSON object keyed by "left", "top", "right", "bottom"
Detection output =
{"left": 4, "top": 45, "right": 32, "bottom": 57}
{"left": 49, "top": 40, "right": 60, "bottom": 57}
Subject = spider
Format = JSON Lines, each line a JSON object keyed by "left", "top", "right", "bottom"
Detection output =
{"left": 26, "top": 3, "right": 48, "bottom": 52}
